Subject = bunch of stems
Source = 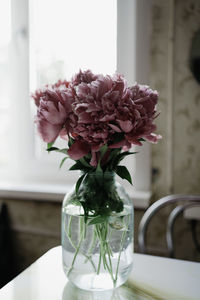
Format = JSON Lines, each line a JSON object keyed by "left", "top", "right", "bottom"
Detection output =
{"left": 65, "top": 214, "right": 129, "bottom": 287}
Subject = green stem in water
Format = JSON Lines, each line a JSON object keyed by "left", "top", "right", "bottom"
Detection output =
{"left": 95, "top": 223, "right": 115, "bottom": 284}
{"left": 84, "top": 226, "right": 97, "bottom": 264}
{"left": 97, "top": 248, "right": 102, "bottom": 274}
{"left": 114, "top": 216, "right": 129, "bottom": 284}
{"left": 67, "top": 215, "right": 73, "bottom": 238}
{"left": 67, "top": 217, "right": 85, "bottom": 277}
{"left": 105, "top": 243, "right": 115, "bottom": 283}
{"left": 64, "top": 217, "right": 97, "bottom": 272}
{"left": 65, "top": 210, "right": 129, "bottom": 287}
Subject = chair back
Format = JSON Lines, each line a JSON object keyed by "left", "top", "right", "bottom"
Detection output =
{"left": 138, "top": 194, "right": 200, "bottom": 257}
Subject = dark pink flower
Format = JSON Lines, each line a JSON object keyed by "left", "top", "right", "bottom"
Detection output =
{"left": 33, "top": 70, "right": 161, "bottom": 164}
{"left": 67, "top": 140, "right": 90, "bottom": 160}
{"left": 122, "top": 83, "right": 160, "bottom": 145}
{"left": 68, "top": 73, "right": 128, "bottom": 155}
{"left": 71, "top": 69, "right": 100, "bottom": 86}
{"left": 67, "top": 71, "right": 160, "bottom": 164}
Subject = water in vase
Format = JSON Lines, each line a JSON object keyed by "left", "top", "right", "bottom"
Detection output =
{"left": 62, "top": 204, "right": 133, "bottom": 291}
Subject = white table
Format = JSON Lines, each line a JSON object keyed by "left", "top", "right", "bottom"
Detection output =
{"left": 0, "top": 246, "right": 199, "bottom": 300}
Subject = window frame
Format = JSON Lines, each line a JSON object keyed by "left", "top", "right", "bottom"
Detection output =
{"left": 0, "top": 0, "right": 152, "bottom": 208}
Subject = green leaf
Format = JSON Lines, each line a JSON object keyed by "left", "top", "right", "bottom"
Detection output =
{"left": 100, "top": 144, "right": 108, "bottom": 159}
{"left": 115, "top": 165, "right": 132, "bottom": 185}
{"left": 75, "top": 174, "right": 86, "bottom": 195}
{"left": 118, "top": 151, "right": 137, "bottom": 160}
{"left": 46, "top": 147, "right": 68, "bottom": 155}
{"left": 69, "top": 162, "right": 82, "bottom": 171}
{"left": 58, "top": 148, "right": 68, "bottom": 154}
{"left": 47, "top": 141, "right": 55, "bottom": 149}
{"left": 47, "top": 146, "right": 59, "bottom": 152}
{"left": 69, "top": 161, "right": 91, "bottom": 172}
{"left": 59, "top": 157, "right": 68, "bottom": 169}
{"left": 79, "top": 157, "right": 92, "bottom": 168}
{"left": 88, "top": 215, "right": 107, "bottom": 225}
{"left": 96, "top": 160, "right": 103, "bottom": 175}
{"left": 112, "top": 151, "right": 138, "bottom": 167}
{"left": 107, "top": 149, "right": 120, "bottom": 162}
{"left": 138, "top": 138, "right": 145, "bottom": 142}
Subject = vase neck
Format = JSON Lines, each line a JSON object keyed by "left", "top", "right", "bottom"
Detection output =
{"left": 82, "top": 171, "right": 115, "bottom": 187}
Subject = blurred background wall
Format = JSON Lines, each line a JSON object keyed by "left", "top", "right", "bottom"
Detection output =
{"left": 143, "top": 0, "right": 200, "bottom": 260}
{"left": 151, "top": 0, "right": 200, "bottom": 198}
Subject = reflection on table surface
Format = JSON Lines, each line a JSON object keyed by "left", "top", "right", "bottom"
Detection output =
{"left": 62, "top": 280, "right": 160, "bottom": 300}
{"left": 0, "top": 246, "right": 200, "bottom": 300}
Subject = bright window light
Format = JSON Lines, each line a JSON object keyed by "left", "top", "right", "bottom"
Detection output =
{"left": 0, "top": 0, "right": 11, "bottom": 48}
{"left": 31, "top": 0, "right": 117, "bottom": 87}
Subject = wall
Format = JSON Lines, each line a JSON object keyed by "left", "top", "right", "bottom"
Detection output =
{"left": 151, "top": 0, "right": 200, "bottom": 196}
{"left": 147, "top": 0, "right": 200, "bottom": 260}
{"left": 0, "top": 198, "right": 61, "bottom": 277}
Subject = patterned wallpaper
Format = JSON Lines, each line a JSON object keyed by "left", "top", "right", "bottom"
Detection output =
{"left": 151, "top": 0, "right": 200, "bottom": 198}
{"left": 147, "top": 0, "right": 200, "bottom": 261}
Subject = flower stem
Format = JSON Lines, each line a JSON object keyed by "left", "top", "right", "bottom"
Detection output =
{"left": 95, "top": 223, "right": 115, "bottom": 284}
{"left": 84, "top": 226, "right": 97, "bottom": 263}
{"left": 114, "top": 216, "right": 129, "bottom": 284}
{"left": 64, "top": 216, "right": 97, "bottom": 272}
{"left": 67, "top": 217, "right": 85, "bottom": 276}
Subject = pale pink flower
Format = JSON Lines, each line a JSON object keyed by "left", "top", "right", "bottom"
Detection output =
{"left": 32, "top": 80, "right": 69, "bottom": 107}
{"left": 33, "top": 83, "right": 74, "bottom": 143}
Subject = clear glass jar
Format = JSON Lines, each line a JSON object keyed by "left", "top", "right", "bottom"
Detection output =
{"left": 61, "top": 172, "right": 134, "bottom": 291}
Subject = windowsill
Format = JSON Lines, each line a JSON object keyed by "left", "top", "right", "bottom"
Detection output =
{"left": 0, "top": 182, "right": 151, "bottom": 209}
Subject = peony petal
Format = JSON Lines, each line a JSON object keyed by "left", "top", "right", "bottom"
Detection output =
{"left": 125, "top": 135, "right": 143, "bottom": 146}
{"left": 118, "top": 120, "right": 133, "bottom": 133}
{"left": 100, "top": 114, "right": 115, "bottom": 122}
{"left": 144, "top": 133, "right": 162, "bottom": 143}
{"left": 78, "top": 112, "right": 93, "bottom": 124}
{"left": 37, "top": 118, "right": 61, "bottom": 143}
{"left": 41, "top": 101, "right": 66, "bottom": 125}
{"left": 46, "top": 90, "right": 61, "bottom": 103}
{"left": 109, "top": 139, "right": 131, "bottom": 149}
{"left": 59, "top": 128, "right": 68, "bottom": 141}
{"left": 108, "top": 123, "right": 121, "bottom": 132}
{"left": 91, "top": 143, "right": 103, "bottom": 152}
{"left": 31, "top": 89, "right": 45, "bottom": 107}
{"left": 86, "top": 103, "right": 101, "bottom": 113}
{"left": 92, "top": 131, "right": 108, "bottom": 139}
{"left": 68, "top": 140, "right": 90, "bottom": 160}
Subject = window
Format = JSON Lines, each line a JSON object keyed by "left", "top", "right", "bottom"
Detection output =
{"left": 0, "top": 0, "right": 11, "bottom": 167}
{"left": 0, "top": 0, "right": 152, "bottom": 207}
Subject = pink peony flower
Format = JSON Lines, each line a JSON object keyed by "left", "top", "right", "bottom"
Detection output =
{"left": 68, "top": 73, "right": 128, "bottom": 154}
{"left": 66, "top": 71, "right": 160, "bottom": 164}
{"left": 33, "top": 83, "right": 74, "bottom": 143}
{"left": 71, "top": 69, "right": 100, "bottom": 86}
{"left": 32, "top": 80, "right": 69, "bottom": 107}
{"left": 116, "top": 83, "right": 162, "bottom": 147}
{"left": 32, "top": 70, "right": 161, "bottom": 164}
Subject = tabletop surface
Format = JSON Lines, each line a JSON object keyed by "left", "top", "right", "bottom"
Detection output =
{"left": 0, "top": 246, "right": 200, "bottom": 300}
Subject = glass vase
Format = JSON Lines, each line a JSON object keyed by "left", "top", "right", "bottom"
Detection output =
{"left": 61, "top": 172, "right": 134, "bottom": 291}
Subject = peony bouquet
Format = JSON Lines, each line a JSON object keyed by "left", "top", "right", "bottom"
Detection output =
{"left": 32, "top": 70, "right": 161, "bottom": 288}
